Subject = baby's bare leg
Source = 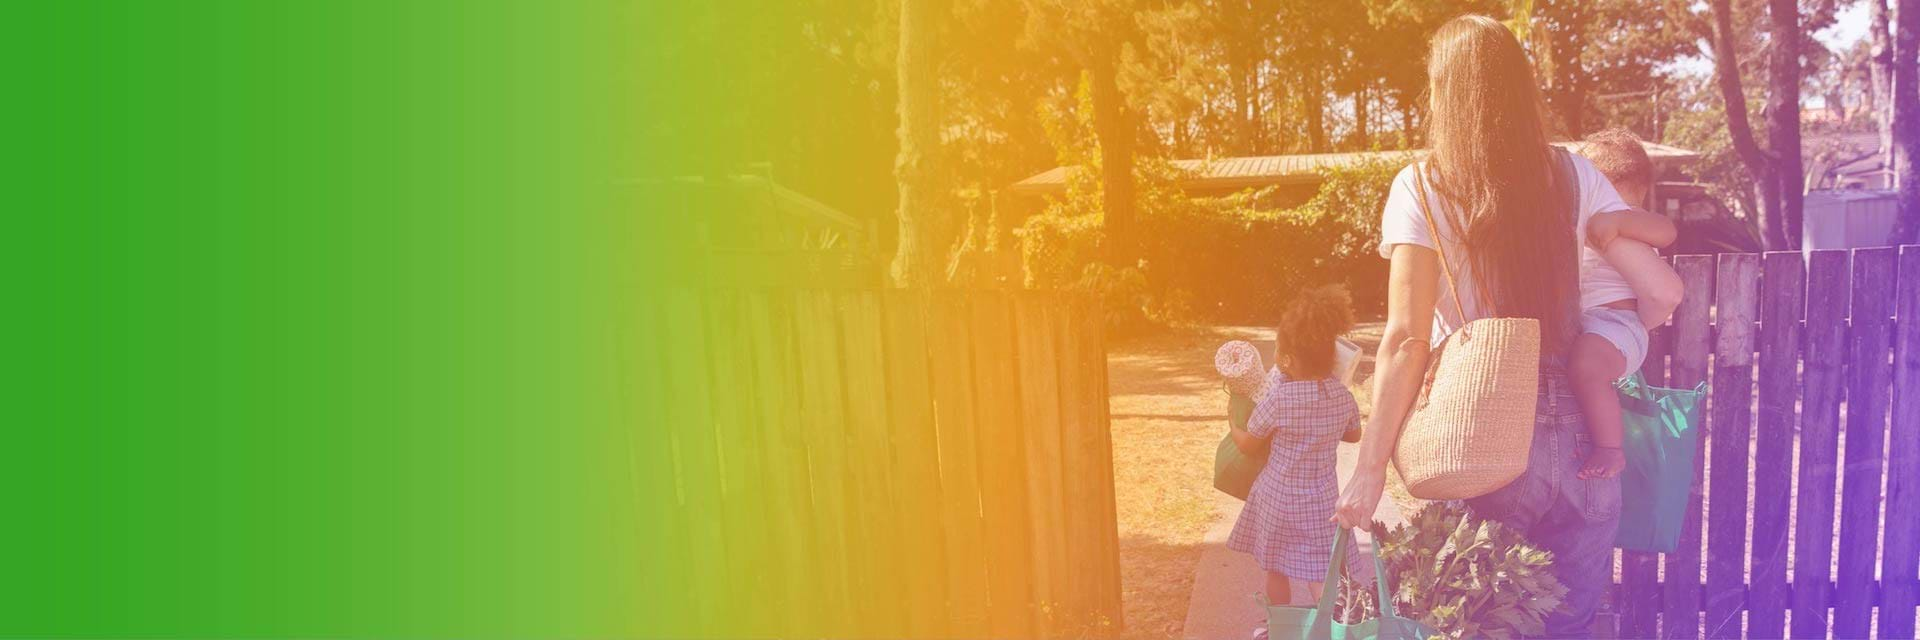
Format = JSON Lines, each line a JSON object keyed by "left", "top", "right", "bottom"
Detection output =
{"left": 1570, "top": 333, "right": 1628, "bottom": 479}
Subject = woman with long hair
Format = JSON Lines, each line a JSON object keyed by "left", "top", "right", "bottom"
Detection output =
{"left": 1330, "top": 16, "right": 1650, "bottom": 635}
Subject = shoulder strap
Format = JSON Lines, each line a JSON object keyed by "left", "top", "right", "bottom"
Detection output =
{"left": 1559, "top": 147, "right": 1581, "bottom": 226}
{"left": 1410, "top": 165, "right": 1470, "bottom": 321}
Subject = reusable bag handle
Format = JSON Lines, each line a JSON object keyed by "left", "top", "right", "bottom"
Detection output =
{"left": 1309, "top": 527, "right": 1400, "bottom": 636}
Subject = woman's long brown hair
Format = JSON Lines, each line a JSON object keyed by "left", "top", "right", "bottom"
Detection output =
{"left": 1423, "top": 15, "right": 1578, "bottom": 351}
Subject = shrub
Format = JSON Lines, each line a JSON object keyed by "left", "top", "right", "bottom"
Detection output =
{"left": 1334, "top": 502, "right": 1567, "bottom": 639}
{"left": 1017, "top": 158, "right": 1400, "bottom": 327}
{"left": 1021, "top": 75, "right": 1400, "bottom": 327}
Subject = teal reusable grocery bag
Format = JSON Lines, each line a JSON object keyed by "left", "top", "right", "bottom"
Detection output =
{"left": 1613, "top": 372, "right": 1705, "bottom": 553}
{"left": 1214, "top": 390, "right": 1268, "bottom": 500}
{"left": 1262, "top": 528, "right": 1437, "bottom": 640}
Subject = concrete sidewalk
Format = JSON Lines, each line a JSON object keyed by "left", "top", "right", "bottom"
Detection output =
{"left": 1179, "top": 445, "right": 1410, "bottom": 640}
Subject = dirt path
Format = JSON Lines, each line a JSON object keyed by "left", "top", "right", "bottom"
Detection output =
{"left": 1106, "top": 323, "right": 1392, "bottom": 639}
{"left": 1106, "top": 326, "right": 1266, "bottom": 639}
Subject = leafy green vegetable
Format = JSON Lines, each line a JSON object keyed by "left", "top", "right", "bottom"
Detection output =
{"left": 1334, "top": 503, "right": 1567, "bottom": 639}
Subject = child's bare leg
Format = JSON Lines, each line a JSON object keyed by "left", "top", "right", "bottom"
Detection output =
{"left": 1303, "top": 580, "right": 1323, "bottom": 605}
{"left": 1570, "top": 333, "right": 1627, "bottom": 479}
{"left": 1266, "top": 572, "right": 1293, "bottom": 605}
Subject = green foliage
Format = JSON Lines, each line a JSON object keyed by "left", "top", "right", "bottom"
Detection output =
{"left": 1335, "top": 503, "right": 1567, "bottom": 639}
{"left": 1286, "top": 153, "right": 1408, "bottom": 259}
{"left": 1018, "top": 145, "right": 1399, "bottom": 328}
{"left": 1662, "top": 75, "right": 1762, "bottom": 220}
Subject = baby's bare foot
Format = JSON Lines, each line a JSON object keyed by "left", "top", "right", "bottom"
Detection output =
{"left": 1579, "top": 447, "right": 1626, "bottom": 480}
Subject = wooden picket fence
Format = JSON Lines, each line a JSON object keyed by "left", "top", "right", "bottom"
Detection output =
{"left": 1612, "top": 247, "right": 1920, "bottom": 639}
{"left": 640, "top": 288, "right": 1122, "bottom": 638}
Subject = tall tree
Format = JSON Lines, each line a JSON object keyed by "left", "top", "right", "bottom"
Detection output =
{"left": 1705, "top": 0, "right": 1802, "bottom": 249}
{"left": 1023, "top": 0, "right": 1142, "bottom": 257}
{"left": 1888, "top": 0, "right": 1920, "bottom": 242}
{"left": 891, "top": 0, "right": 951, "bottom": 286}
{"left": 1766, "top": 0, "right": 1805, "bottom": 243}
{"left": 1872, "top": 0, "right": 1895, "bottom": 157}
{"left": 1530, "top": 0, "right": 1691, "bottom": 138}
{"left": 1276, "top": 0, "right": 1358, "bottom": 153}
{"left": 1090, "top": 44, "right": 1138, "bottom": 253}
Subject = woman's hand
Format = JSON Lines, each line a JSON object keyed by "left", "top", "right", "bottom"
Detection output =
{"left": 1332, "top": 464, "right": 1387, "bottom": 529}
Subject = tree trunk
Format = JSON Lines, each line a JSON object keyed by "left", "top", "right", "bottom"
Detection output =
{"left": 1232, "top": 51, "right": 1254, "bottom": 155}
{"left": 1552, "top": 51, "right": 1591, "bottom": 138}
{"left": 1303, "top": 78, "right": 1327, "bottom": 153}
{"left": 890, "top": 0, "right": 949, "bottom": 287}
{"left": 1889, "top": 0, "right": 1920, "bottom": 243}
{"left": 1754, "top": 167, "right": 1786, "bottom": 251}
{"left": 1709, "top": 0, "right": 1790, "bottom": 249}
{"left": 1402, "top": 99, "right": 1416, "bottom": 147}
{"left": 1090, "top": 52, "right": 1136, "bottom": 260}
{"left": 1768, "top": 0, "right": 1805, "bottom": 247}
{"left": 1563, "top": 82, "right": 1587, "bottom": 138}
{"left": 1353, "top": 88, "right": 1370, "bottom": 148}
{"left": 1873, "top": 0, "right": 1895, "bottom": 160}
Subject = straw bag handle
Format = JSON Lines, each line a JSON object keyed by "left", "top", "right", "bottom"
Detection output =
{"left": 1410, "top": 165, "right": 1469, "bottom": 323}
{"left": 1409, "top": 166, "right": 1465, "bottom": 407}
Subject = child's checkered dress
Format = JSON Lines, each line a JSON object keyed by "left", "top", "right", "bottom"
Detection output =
{"left": 1226, "top": 368, "right": 1359, "bottom": 580}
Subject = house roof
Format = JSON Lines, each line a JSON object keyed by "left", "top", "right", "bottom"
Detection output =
{"left": 1007, "top": 141, "right": 1701, "bottom": 196}
{"left": 1803, "top": 131, "right": 1886, "bottom": 177}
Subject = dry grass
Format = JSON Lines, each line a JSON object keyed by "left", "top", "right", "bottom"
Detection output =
{"left": 1106, "top": 325, "right": 1263, "bottom": 639}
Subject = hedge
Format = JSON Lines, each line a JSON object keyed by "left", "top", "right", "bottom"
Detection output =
{"left": 1018, "top": 154, "right": 1401, "bottom": 329}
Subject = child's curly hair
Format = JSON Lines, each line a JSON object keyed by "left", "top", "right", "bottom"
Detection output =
{"left": 1276, "top": 284, "right": 1356, "bottom": 379}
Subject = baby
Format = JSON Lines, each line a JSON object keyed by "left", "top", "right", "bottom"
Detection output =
{"left": 1570, "top": 129, "right": 1686, "bottom": 480}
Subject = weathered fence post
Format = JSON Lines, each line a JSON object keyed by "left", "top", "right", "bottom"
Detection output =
{"left": 795, "top": 292, "right": 856, "bottom": 634}
{"left": 1664, "top": 255, "right": 1715, "bottom": 640}
{"left": 1792, "top": 252, "right": 1849, "bottom": 639}
{"left": 1887, "top": 246, "right": 1920, "bottom": 639}
{"left": 1836, "top": 248, "right": 1896, "bottom": 639}
{"left": 744, "top": 292, "right": 823, "bottom": 636}
{"left": 928, "top": 294, "right": 992, "bottom": 636}
{"left": 881, "top": 290, "right": 952, "bottom": 637}
{"left": 1705, "top": 254, "right": 1758, "bottom": 639}
{"left": 1015, "top": 293, "right": 1070, "bottom": 637}
{"left": 969, "top": 292, "right": 1038, "bottom": 638}
{"left": 1748, "top": 252, "right": 1804, "bottom": 639}
{"left": 1620, "top": 319, "right": 1670, "bottom": 638}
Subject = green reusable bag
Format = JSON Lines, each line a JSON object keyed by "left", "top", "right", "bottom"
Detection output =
{"left": 1613, "top": 371, "right": 1706, "bottom": 553}
{"left": 1215, "top": 390, "right": 1268, "bottom": 500}
{"left": 1263, "top": 528, "right": 1436, "bottom": 640}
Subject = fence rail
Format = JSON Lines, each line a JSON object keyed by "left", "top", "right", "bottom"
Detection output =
{"left": 1614, "top": 247, "right": 1920, "bottom": 639}
{"left": 639, "top": 289, "right": 1122, "bottom": 638}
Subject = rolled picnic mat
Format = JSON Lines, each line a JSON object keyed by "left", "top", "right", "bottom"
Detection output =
{"left": 1214, "top": 340, "right": 1270, "bottom": 400}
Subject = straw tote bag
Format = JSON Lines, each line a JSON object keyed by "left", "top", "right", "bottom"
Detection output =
{"left": 1390, "top": 166, "right": 1541, "bottom": 500}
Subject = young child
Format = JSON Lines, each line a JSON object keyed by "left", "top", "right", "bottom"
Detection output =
{"left": 1570, "top": 128, "right": 1686, "bottom": 480}
{"left": 1226, "top": 284, "right": 1360, "bottom": 614}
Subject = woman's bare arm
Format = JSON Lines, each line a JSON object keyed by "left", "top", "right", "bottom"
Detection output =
{"left": 1333, "top": 245, "right": 1439, "bottom": 528}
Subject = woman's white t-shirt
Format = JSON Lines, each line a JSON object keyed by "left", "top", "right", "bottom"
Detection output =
{"left": 1375, "top": 156, "right": 1633, "bottom": 343}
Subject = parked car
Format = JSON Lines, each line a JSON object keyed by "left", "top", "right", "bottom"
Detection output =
{"left": 1651, "top": 182, "right": 1764, "bottom": 256}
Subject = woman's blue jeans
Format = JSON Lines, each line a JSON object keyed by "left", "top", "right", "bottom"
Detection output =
{"left": 1465, "top": 366, "right": 1623, "bottom": 638}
